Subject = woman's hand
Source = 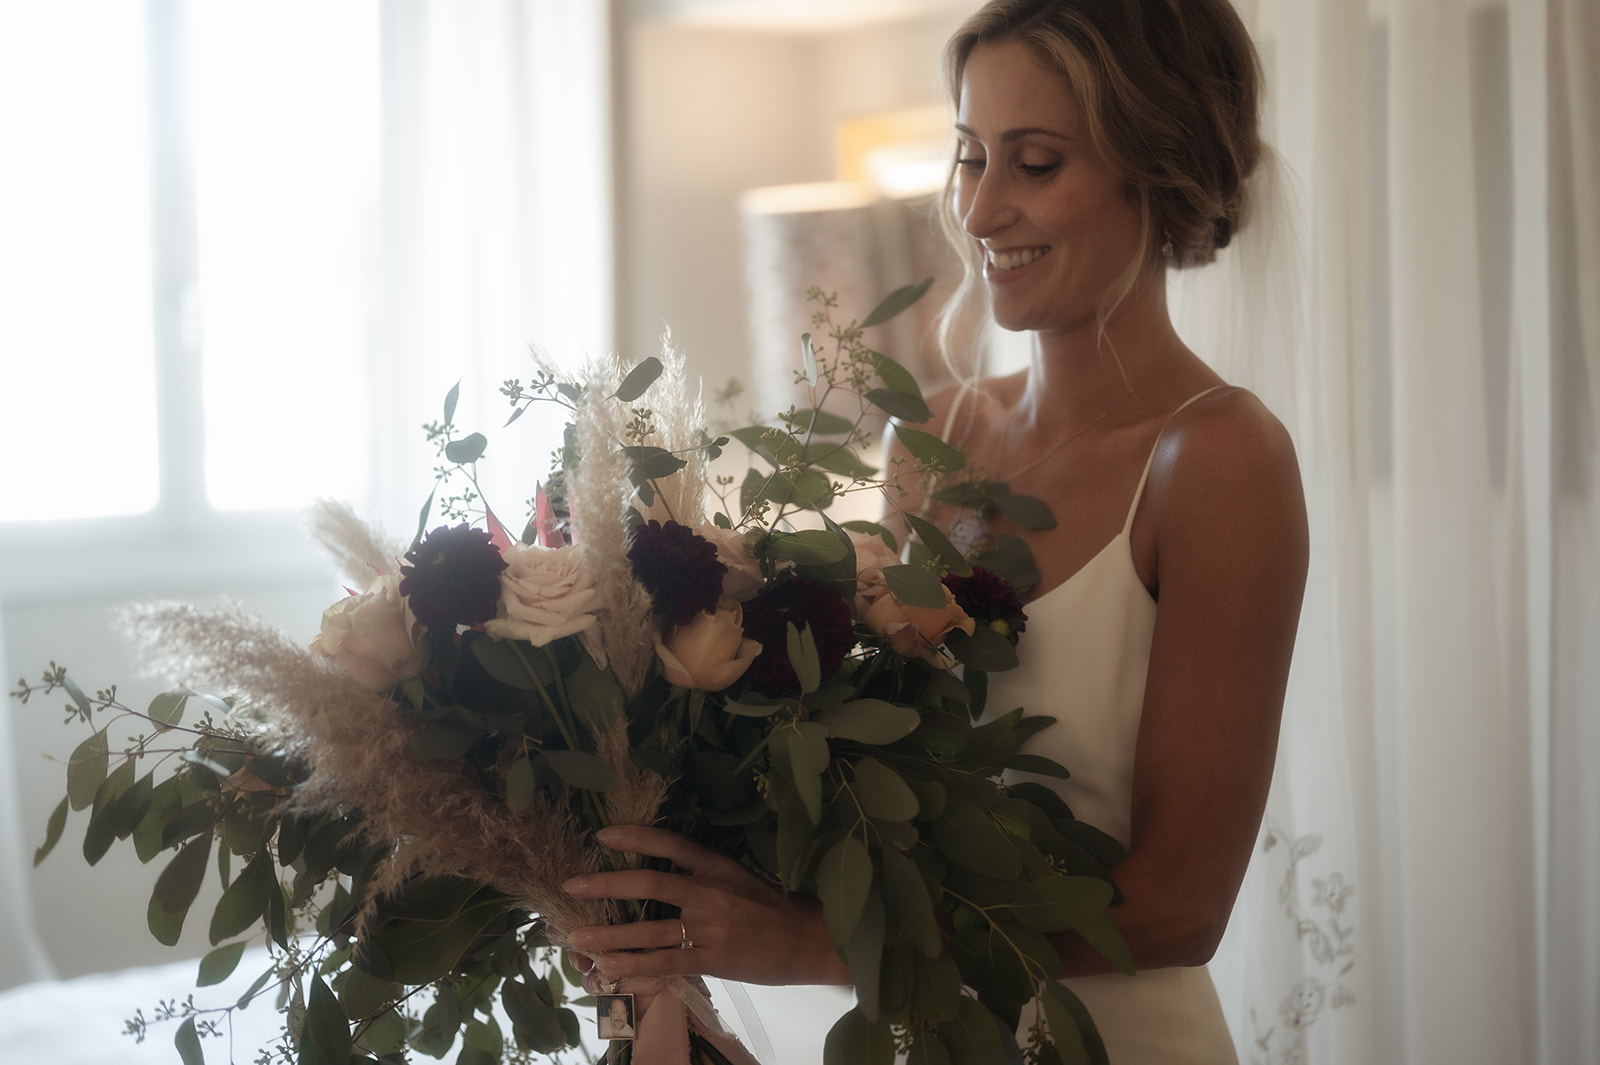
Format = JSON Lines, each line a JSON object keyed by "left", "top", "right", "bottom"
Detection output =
{"left": 562, "top": 824, "right": 852, "bottom": 987}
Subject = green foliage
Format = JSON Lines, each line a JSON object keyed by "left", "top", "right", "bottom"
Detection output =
{"left": 16, "top": 281, "right": 1131, "bottom": 1065}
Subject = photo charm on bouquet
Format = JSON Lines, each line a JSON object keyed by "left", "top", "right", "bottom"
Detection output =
{"left": 18, "top": 280, "right": 1136, "bottom": 1065}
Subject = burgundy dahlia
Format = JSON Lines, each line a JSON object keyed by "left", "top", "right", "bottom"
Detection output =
{"left": 740, "top": 578, "right": 855, "bottom": 695}
{"left": 942, "top": 565, "right": 1028, "bottom": 643}
{"left": 628, "top": 519, "right": 726, "bottom": 626}
{"left": 400, "top": 524, "right": 508, "bottom": 630}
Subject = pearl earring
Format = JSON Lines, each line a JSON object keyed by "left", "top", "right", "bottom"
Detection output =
{"left": 1161, "top": 232, "right": 1175, "bottom": 258}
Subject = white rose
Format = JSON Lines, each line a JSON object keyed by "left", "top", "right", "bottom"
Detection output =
{"left": 311, "top": 574, "right": 426, "bottom": 691}
{"left": 483, "top": 542, "right": 600, "bottom": 646}
{"left": 849, "top": 530, "right": 903, "bottom": 617}
{"left": 696, "top": 524, "right": 769, "bottom": 602}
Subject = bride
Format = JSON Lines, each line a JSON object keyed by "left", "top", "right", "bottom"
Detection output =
{"left": 563, "top": 1, "right": 1306, "bottom": 1060}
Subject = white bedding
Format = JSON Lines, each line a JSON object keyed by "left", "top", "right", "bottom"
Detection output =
{"left": 0, "top": 950, "right": 852, "bottom": 1064}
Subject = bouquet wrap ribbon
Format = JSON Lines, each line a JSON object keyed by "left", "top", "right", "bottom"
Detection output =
{"left": 587, "top": 971, "right": 763, "bottom": 1065}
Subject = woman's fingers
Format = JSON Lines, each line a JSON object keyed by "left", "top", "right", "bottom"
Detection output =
{"left": 568, "top": 917, "right": 682, "bottom": 955}
{"left": 592, "top": 824, "right": 745, "bottom": 878}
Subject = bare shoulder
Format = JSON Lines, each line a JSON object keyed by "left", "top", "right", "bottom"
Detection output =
{"left": 1143, "top": 386, "right": 1307, "bottom": 586}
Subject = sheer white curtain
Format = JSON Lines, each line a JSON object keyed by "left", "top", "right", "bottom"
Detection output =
{"left": 369, "top": 0, "right": 614, "bottom": 541}
{"left": 1190, "top": 1, "right": 1598, "bottom": 1062}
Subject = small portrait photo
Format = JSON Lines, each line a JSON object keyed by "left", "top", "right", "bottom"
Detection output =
{"left": 597, "top": 993, "right": 636, "bottom": 1040}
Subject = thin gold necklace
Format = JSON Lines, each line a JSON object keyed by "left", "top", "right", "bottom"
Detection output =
{"left": 1004, "top": 390, "right": 1137, "bottom": 482}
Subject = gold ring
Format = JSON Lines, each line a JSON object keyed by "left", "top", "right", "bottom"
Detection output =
{"left": 679, "top": 918, "right": 694, "bottom": 950}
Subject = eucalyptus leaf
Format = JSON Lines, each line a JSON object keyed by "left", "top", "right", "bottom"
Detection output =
{"left": 147, "top": 893, "right": 185, "bottom": 946}
{"left": 894, "top": 428, "right": 967, "bottom": 475}
{"left": 937, "top": 996, "right": 1011, "bottom": 1065}
{"left": 174, "top": 1017, "right": 204, "bottom": 1065}
{"left": 778, "top": 727, "right": 823, "bottom": 825}
{"left": 1009, "top": 876, "right": 1114, "bottom": 932}
{"left": 338, "top": 968, "right": 397, "bottom": 1019}
{"left": 851, "top": 758, "right": 920, "bottom": 822}
{"left": 154, "top": 834, "right": 212, "bottom": 917}
{"left": 148, "top": 690, "right": 187, "bottom": 728}
{"left": 880, "top": 846, "right": 941, "bottom": 958}
{"left": 503, "top": 978, "right": 569, "bottom": 1053}
{"left": 865, "top": 387, "right": 932, "bottom": 424}
{"left": 990, "top": 491, "right": 1057, "bottom": 530}
{"left": 815, "top": 835, "right": 872, "bottom": 947}
{"left": 1041, "top": 981, "right": 1109, "bottom": 1065}
{"left": 815, "top": 699, "right": 922, "bottom": 745}
{"left": 786, "top": 623, "right": 822, "bottom": 694}
{"left": 844, "top": 888, "right": 887, "bottom": 1021}
{"left": 806, "top": 442, "right": 878, "bottom": 479}
{"left": 539, "top": 750, "right": 618, "bottom": 792}
{"left": 823, "top": 1007, "right": 895, "bottom": 1065}
{"left": 613, "top": 356, "right": 663, "bottom": 401}
{"left": 444, "top": 432, "right": 488, "bottom": 465}
{"left": 412, "top": 486, "right": 436, "bottom": 550}
{"left": 883, "top": 565, "right": 948, "bottom": 609}
{"left": 905, "top": 513, "right": 973, "bottom": 576}
{"left": 366, "top": 886, "right": 504, "bottom": 984}
{"left": 60, "top": 675, "right": 91, "bottom": 715}
{"left": 801, "top": 332, "right": 818, "bottom": 386}
{"left": 795, "top": 409, "right": 855, "bottom": 436}
{"left": 66, "top": 728, "right": 109, "bottom": 811}
{"left": 210, "top": 854, "right": 276, "bottom": 944}
{"left": 763, "top": 468, "right": 834, "bottom": 507}
{"left": 624, "top": 444, "right": 688, "bottom": 482}
{"left": 839, "top": 520, "right": 898, "bottom": 552}
{"left": 34, "top": 796, "right": 67, "bottom": 866}
{"left": 932, "top": 801, "right": 1021, "bottom": 879}
{"left": 197, "top": 941, "right": 248, "bottom": 987}
{"left": 861, "top": 278, "right": 933, "bottom": 328}
{"left": 470, "top": 637, "right": 541, "bottom": 691}
{"left": 944, "top": 627, "right": 1019, "bottom": 672}
{"left": 1073, "top": 911, "right": 1136, "bottom": 976}
{"left": 908, "top": 1029, "right": 955, "bottom": 1065}
{"left": 770, "top": 530, "right": 848, "bottom": 566}
{"left": 1000, "top": 753, "right": 1073, "bottom": 780}
{"left": 302, "top": 975, "right": 352, "bottom": 1065}
{"left": 505, "top": 757, "right": 535, "bottom": 811}
{"left": 721, "top": 698, "right": 786, "bottom": 718}
{"left": 443, "top": 380, "right": 461, "bottom": 426}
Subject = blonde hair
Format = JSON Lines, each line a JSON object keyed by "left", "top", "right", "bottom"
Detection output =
{"left": 935, "top": 0, "right": 1264, "bottom": 366}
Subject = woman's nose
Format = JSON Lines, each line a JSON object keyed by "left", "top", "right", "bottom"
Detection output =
{"left": 960, "top": 171, "right": 1014, "bottom": 239}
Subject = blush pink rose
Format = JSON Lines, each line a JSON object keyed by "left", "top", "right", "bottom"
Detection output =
{"left": 484, "top": 542, "right": 600, "bottom": 646}
{"left": 655, "top": 599, "right": 763, "bottom": 691}
{"left": 311, "top": 574, "right": 426, "bottom": 690}
{"left": 695, "top": 524, "right": 769, "bottom": 602}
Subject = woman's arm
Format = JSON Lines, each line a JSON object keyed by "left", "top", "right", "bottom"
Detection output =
{"left": 1050, "top": 390, "right": 1309, "bottom": 973}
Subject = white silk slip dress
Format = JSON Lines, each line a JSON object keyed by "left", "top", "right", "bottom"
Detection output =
{"left": 983, "top": 388, "right": 1239, "bottom": 1064}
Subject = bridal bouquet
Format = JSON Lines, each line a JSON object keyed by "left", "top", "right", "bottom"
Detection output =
{"left": 19, "top": 282, "right": 1132, "bottom": 1065}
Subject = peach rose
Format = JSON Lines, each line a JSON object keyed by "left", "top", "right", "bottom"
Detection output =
{"left": 655, "top": 599, "right": 763, "bottom": 691}
{"left": 311, "top": 574, "right": 426, "bottom": 690}
{"left": 864, "top": 584, "right": 975, "bottom": 667}
{"left": 484, "top": 542, "right": 600, "bottom": 646}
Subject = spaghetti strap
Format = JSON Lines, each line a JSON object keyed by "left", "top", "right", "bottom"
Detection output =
{"left": 1121, "top": 385, "right": 1228, "bottom": 535}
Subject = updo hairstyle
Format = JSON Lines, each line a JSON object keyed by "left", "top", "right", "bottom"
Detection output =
{"left": 937, "top": 0, "right": 1264, "bottom": 348}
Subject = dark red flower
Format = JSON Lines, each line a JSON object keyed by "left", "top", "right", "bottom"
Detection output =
{"left": 740, "top": 578, "right": 855, "bottom": 695}
{"left": 400, "top": 524, "right": 508, "bottom": 630}
{"left": 628, "top": 520, "right": 726, "bottom": 626}
{"left": 942, "top": 566, "right": 1028, "bottom": 643}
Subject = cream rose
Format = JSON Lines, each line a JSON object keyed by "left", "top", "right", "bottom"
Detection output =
{"left": 696, "top": 524, "right": 769, "bottom": 602}
{"left": 484, "top": 542, "right": 600, "bottom": 646}
{"left": 311, "top": 574, "right": 426, "bottom": 691}
{"left": 864, "top": 584, "right": 975, "bottom": 666}
{"left": 655, "top": 599, "right": 762, "bottom": 691}
{"left": 849, "top": 530, "right": 903, "bottom": 617}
